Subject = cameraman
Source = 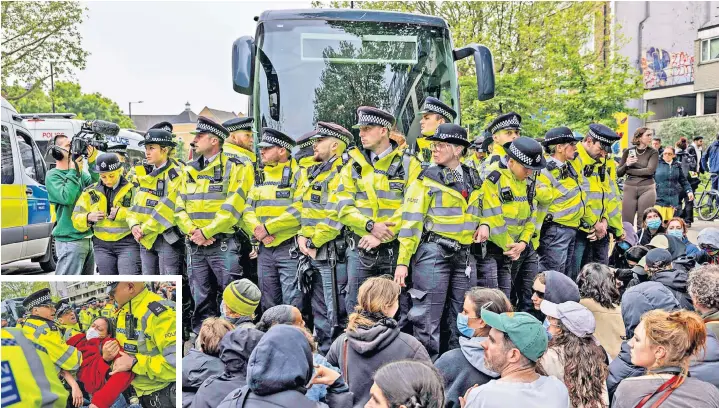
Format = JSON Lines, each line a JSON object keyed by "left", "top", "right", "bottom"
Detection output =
{"left": 46, "top": 135, "right": 99, "bottom": 275}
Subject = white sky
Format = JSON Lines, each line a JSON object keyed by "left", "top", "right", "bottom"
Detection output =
{"left": 75, "top": 0, "right": 312, "bottom": 116}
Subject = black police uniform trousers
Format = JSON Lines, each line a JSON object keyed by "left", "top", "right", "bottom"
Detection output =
{"left": 476, "top": 242, "right": 538, "bottom": 313}
{"left": 537, "top": 222, "right": 578, "bottom": 278}
{"left": 408, "top": 241, "right": 476, "bottom": 359}
{"left": 257, "top": 237, "right": 303, "bottom": 313}
{"left": 93, "top": 235, "right": 142, "bottom": 275}
{"left": 139, "top": 383, "right": 175, "bottom": 408}
{"left": 571, "top": 232, "right": 609, "bottom": 279}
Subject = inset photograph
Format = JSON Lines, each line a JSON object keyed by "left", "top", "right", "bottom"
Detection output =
{"left": 1, "top": 280, "right": 178, "bottom": 407}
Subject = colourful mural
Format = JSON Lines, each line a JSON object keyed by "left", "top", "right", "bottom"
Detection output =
{"left": 641, "top": 47, "right": 695, "bottom": 89}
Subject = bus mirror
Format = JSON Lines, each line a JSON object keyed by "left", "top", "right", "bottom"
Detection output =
{"left": 232, "top": 36, "right": 255, "bottom": 95}
{"left": 453, "top": 44, "right": 495, "bottom": 101}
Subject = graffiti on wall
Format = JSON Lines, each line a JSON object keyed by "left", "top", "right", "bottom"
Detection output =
{"left": 641, "top": 47, "right": 695, "bottom": 89}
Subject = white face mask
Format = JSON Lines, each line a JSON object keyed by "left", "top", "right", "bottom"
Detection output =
{"left": 86, "top": 328, "right": 100, "bottom": 340}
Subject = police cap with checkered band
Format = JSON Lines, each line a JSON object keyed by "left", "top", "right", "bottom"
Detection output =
{"left": 23, "top": 288, "right": 54, "bottom": 310}
{"left": 94, "top": 153, "right": 123, "bottom": 173}
{"left": 139, "top": 129, "right": 175, "bottom": 147}
{"left": 419, "top": 96, "right": 457, "bottom": 123}
{"left": 191, "top": 116, "right": 230, "bottom": 141}
{"left": 312, "top": 122, "right": 353, "bottom": 147}
{"left": 223, "top": 117, "right": 254, "bottom": 133}
{"left": 352, "top": 106, "right": 396, "bottom": 129}
{"left": 486, "top": 112, "right": 522, "bottom": 135}
{"left": 56, "top": 301, "right": 73, "bottom": 317}
{"left": 258, "top": 128, "right": 296, "bottom": 150}
{"left": 587, "top": 123, "right": 621, "bottom": 150}
{"left": 296, "top": 129, "right": 317, "bottom": 151}
{"left": 149, "top": 121, "right": 173, "bottom": 134}
{"left": 426, "top": 123, "right": 470, "bottom": 147}
{"left": 506, "top": 136, "right": 547, "bottom": 171}
{"left": 542, "top": 127, "right": 576, "bottom": 146}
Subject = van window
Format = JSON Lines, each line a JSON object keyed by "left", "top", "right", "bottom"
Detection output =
{"left": 1, "top": 126, "right": 14, "bottom": 184}
{"left": 16, "top": 129, "right": 46, "bottom": 184}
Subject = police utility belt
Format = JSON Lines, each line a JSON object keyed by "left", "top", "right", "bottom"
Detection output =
{"left": 422, "top": 231, "right": 468, "bottom": 253}
{"left": 349, "top": 232, "right": 396, "bottom": 256}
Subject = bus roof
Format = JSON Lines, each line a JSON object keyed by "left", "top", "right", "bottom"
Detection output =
{"left": 257, "top": 8, "right": 449, "bottom": 29}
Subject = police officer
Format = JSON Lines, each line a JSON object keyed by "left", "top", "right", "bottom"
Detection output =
{"left": 534, "top": 127, "right": 586, "bottom": 277}
{"left": 100, "top": 296, "right": 117, "bottom": 323}
{"left": 297, "top": 121, "right": 353, "bottom": 352}
{"left": 104, "top": 282, "right": 176, "bottom": 406}
{"left": 334, "top": 106, "right": 422, "bottom": 318}
{"left": 222, "top": 117, "right": 258, "bottom": 166}
{"left": 127, "top": 128, "right": 185, "bottom": 275}
{"left": 413, "top": 97, "right": 457, "bottom": 165}
{"left": 107, "top": 143, "right": 135, "bottom": 183}
{"left": 569, "top": 124, "right": 625, "bottom": 276}
{"left": 242, "top": 128, "right": 306, "bottom": 313}
{"left": 475, "top": 137, "right": 546, "bottom": 313}
{"left": 294, "top": 129, "right": 318, "bottom": 170}
{"left": 395, "top": 123, "right": 482, "bottom": 358}
{"left": 175, "top": 116, "right": 248, "bottom": 334}
{"left": 464, "top": 131, "right": 490, "bottom": 171}
{"left": 55, "top": 302, "right": 83, "bottom": 342}
{"left": 1, "top": 327, "right": 69, "bottom": 408}
{"left": 78, "top": 303, "right": 91, "bottom": 330}
{"left": 88, "top": 298, "right": 100, "bottom": 319}
{"left": 133, "top": 122, "right": 182, "bottom": 178}
{"left": 481, "top": 112, "right": 522, "bottom": 178}
{"left": 21, "top": 289, "right": 82, "bottom": 372}
{"left": 72, "top": 153, "right": 140, "bottom": 275}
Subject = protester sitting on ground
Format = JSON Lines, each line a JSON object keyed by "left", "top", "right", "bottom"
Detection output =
{"left": 538, "top": 301, "right": 609, "bottom": 408}
{"left": 66, "top": 317, "right": 137, "bottom": 408}
{"left": 615, "top": 246, "right": 650, "bottom": 295}
{"left": 531, "top": 270, "right": 580, "bottom": 335}
{"left": 367, "top": 361, "right": 445, "bottom": 408}
{"left": 182, "top": 317, "right": 234, "bottom": 408}
{"left": 645, "top": 234, "right": 687, "bottom": 260}
{"left": 637, "top": 208, "right": 665, "bottom": 246}
{"left": 217, "top": 325, "right": 353, "bottom": 408}
{"left": 666, "top": 218, "right": 701, "bottom": 257}
{"left": 607, "top": 281, "right": 681, "bottom": 399}
{"left": 687, "top": 264, "right": 719, "bottom": 387}
{"left": 434, "top": 288, "right": 512, "bottom": 408}
{"left": 644, "top": 248, "right": 694, "bottom": 310}
{"left": 696, "top": 227, "right": 719, "bottom": 265}
{"left": 460, "top": 310, "right": 569, "bottom": 408}
{"left": 326, "top": 276, "right": 431, "bottom": 407}
{"left": 221, "top": 279, "right": 261, "bottom": 329}
{"left": 577, "top": 263, "right": 625, "bottom": 360}
{"left": 193, "top": 325, "right": 265, "bottom": 408}
{"left": 612, "top": 310, "right": 719, "bottom": 408}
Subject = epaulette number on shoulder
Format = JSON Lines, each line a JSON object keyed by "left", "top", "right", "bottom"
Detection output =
{"left": 147, "top": 301, "right": 169, "bottom": 317}
{"left": 486, "top": 170, "right": 501, "bottom": 184}
{"left": 167, "top": 168, "right": 179, "bottom": 181}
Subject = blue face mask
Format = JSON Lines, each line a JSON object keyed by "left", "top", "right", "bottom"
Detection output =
{"left": 647, "top": 219, "right": 662, "bottom": 230}
{"left": 457, "top": 313, "right": 476, "bottom": 338}
{"left": 667, "top": 229, "right": 684, "bottom": 239}
{"left": 543, "top": 318, "right": 553, "bottom": 341}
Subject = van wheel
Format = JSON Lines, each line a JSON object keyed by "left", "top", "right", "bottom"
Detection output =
{"left": 40, "top": 236, "right": 57, "bottom": 272}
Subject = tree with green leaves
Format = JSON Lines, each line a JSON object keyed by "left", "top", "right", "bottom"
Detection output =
{"left": 315, "top": 1, "right": 646, "bottom": 136}
{"left": 2, "top": 281, "right": 50, "bottom": 300}
{"left": 660, "top": 116, "right": 719, "bottom": 147}
{"left": 1, "top": 1, "right": 89, "bottom": 101}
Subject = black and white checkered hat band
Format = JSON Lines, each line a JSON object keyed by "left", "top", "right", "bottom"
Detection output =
{"left": 510, "top": 144, "right": 534, "bottom": 166}
{"left": 262, "top": 135, "right": 293, "bottom": 150}
{"left": 227, "top": 123, "right": 252, "bottom": 132}
{"left": 317, "top": 127, "right": 351, "bottom": 145}
{"left": 358, "top": 114, "right": 392, "bottom": 128}
{"left": 99, "top": 161, "right": 122, "bottom": 171}
{"left": 588, "top": 129, "right": 612, "bottom": 145}
{"left": 434, "top": 132, "right": 465, "bottom": 143}
{"left": 160, "top": 125, "right": 172, "bottom": 133}
{"left": 298, "top": 139, "right": 314, "bottom": 149}
{"left": 196, "top": 122, "right": 227, "bottom": 139}
{"left": 106, "top": 147, "right": 126, "bottom": 153}
{"left": 26, "top": 295, "right": 51, "bottom": 309}
{"left": 144, "top": 137, "right": 172, "bottom": 144}
{"left": 490, "top": 117, "right": 521, "bottom": 134}
{"left": 425, "top": 104, "right": 453, "bottom": 120}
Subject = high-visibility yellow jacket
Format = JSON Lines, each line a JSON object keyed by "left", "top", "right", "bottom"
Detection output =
{"left": 2, "top": 328, "right": 69, "bottom": 408}
{"left": 605, "top": 157, "right": 624, "bottom": 237}
{"left": 296, "top": 155, "right": 318, "bottom": 170}
{"left": 480, "top": 143, "right": 506, "bottom": 179}
{"left": 463, "top": 154, "right": 483, "bottom": 172}
{"left": 335, "top": 143, "right": 422, "bottom": 238}
{"left": 21, "top": 316, "right": 82, "bottom": 372}
{"left": 72, "top": 178, "right": 135, "bottom": 242}
{"left": 397, "top": 165, "right": 483, "bottom": 265}
{"left": 300, "top": 157, "right": 345, "bottom": 248}
{"left": 222, "top": 143, "right": 256, "bottom": 191}
{"left": 100, "top": 304, "right": 116, "bottom": 319}
{"left": 221, "top": 144, "right": 256, "bottom": 167}
{"left": 480, "top": 161, "right": 536, "bottom": 252}
{"left": 175, "top": 153, "right": 249, "bottom": 239}
{"left": 243, "top": 160, "right": 306, "bottom": 247}
{"left": 78, "top": 310, "right": 92, "bottom": 330}
{"left": 126, "top": 161, "right": 183, "bottom": 249}
{"left": 58, "top": 322, "right": 83, "bottom": 342}
{"left": 115, "top": 289, "right": 176, "bottom": 396}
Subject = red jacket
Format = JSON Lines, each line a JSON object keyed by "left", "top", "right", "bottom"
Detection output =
{"left": 67, "top": 333, "right": 135, "bottom": 408}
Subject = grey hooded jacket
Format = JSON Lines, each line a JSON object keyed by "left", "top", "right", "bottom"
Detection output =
{"left": 435, "top": 336, "right": 499, "bottom": 408}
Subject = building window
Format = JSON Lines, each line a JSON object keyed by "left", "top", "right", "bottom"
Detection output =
{"left": 701, "top": 37, "right": 719, "bottom": 62}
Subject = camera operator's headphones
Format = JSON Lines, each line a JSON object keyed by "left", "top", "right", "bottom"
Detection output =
{"left": 48, "top": 134, "right": 70, "bottom": 162}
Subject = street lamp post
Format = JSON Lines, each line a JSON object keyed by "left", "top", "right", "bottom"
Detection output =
{"left": 128, "top": 100, "right": 144, "bottom": 119}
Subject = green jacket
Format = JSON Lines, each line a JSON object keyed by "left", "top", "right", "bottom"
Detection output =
{"left": 47, "top": 166, "right": 99, "bottom": 242}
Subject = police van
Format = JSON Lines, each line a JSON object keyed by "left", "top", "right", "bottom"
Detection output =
{"left": 1, "top": 98, "right": 56, "bottom": 271}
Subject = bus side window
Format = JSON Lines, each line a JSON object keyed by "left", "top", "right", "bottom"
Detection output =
{"left": 1, "top": 127, "right": 14, "bottom": 184}
{"left": 15, "top": 130, "right": 46, "bottom": 185}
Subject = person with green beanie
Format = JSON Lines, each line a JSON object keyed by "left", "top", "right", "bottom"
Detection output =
{"left": 221, "top": 279, "right": 261, "bottom": 329}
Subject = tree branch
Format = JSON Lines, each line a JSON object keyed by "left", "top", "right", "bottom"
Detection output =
{"left": 3, "top": 75, "right": 51, "bottom": 101}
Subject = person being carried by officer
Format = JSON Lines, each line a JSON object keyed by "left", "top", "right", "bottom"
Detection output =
{"left": 102, "top": 282, "right": 176, "bottom": 407}
{"left": 242, "top": 128, "right": 307, "bottom": 314}
{"left": 56, "top": 301, "right": 83, "bottom": 342}
{"left": 569, "top": 124, "right": 625, "bottom": 277}
{"left": 297, "top": 121, "right": 354, "bottom": 353}
{"left": 126, "top": 128, "right": 185, "bottom": 275}
{"left": 394, "top": 123, "right": 482, "bottom": 359}
{"left": 533, "top": 127, "right": 587, "bottom": 277}
{"left": 72, "top": 152, "right": 141, "bottom": 275}
{"left": 333, "top": 106, "right": 422, "bottom": 323}
{"left": 480, "top": 112, "right": 522, "bottom": 179}
{"left": 175, "top": 116, "right": 249, "bottom": 334}
{"left": 475, "top": 137, "right": 546, "bottom": 313}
